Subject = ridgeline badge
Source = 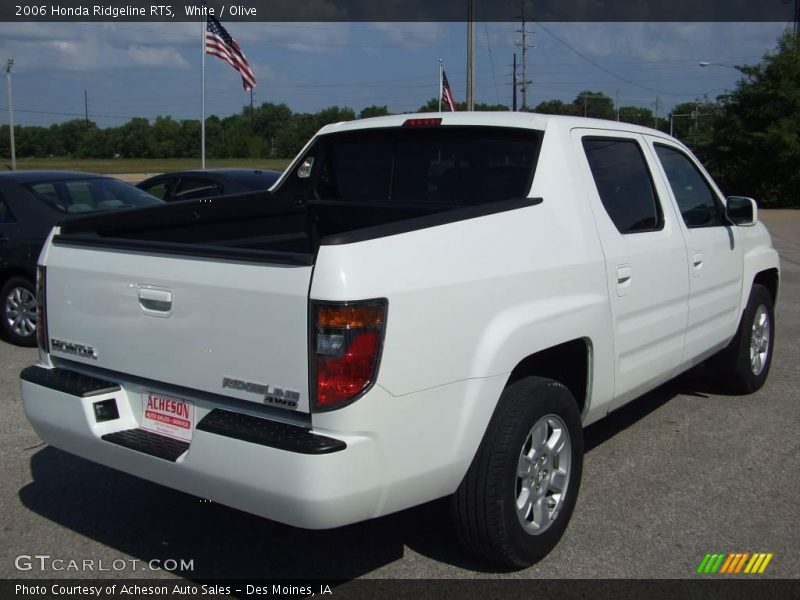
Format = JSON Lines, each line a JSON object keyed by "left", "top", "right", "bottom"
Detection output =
{"left": 50, "top": 338, "right": 98, "bottom": 360}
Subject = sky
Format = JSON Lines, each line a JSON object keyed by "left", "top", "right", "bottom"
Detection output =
{"left": 0, "top": 21, "right": 792, "bottom": 128}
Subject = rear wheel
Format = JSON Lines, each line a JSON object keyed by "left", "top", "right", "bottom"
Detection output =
{"left": 451, "top": 376, "right": 583, "bottom": 568}
{"left": 710, "top": 284, "right": 774, "bottom": 394}
{"left": 1, "top": 276, "right": 38, "bottom": 347}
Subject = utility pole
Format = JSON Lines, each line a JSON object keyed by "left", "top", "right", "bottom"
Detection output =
{"left": 84, "top": 89, "right": 88, "bottom": 124}
{"left": 466, "top": 0, "right": 475, "bottom": 111}
{"left": 653, "top": 96, "right": 662, "bottom": 129}
{"left": 5, "top": 57, "right": 15, "bottom": 171}
{"left": 794, "top": 0, "right": 799, "bottom": 38}
{"left": 515, "top": 1, "right": 533, "bottom": 110}
{"left": 512, "top": 53, "right": 518, "bottom": 111}
{"left": 616, "top": 89, "right": 620, "bottom": 121}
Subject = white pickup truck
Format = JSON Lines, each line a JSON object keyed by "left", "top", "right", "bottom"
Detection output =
{"left": 21, "top": 113, "right": 779, "bottom": 567}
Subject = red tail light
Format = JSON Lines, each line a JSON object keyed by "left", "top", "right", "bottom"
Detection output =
{"left": 36, "top": 266, "right": 49, "bottom": 354}
{"left": 312, "top": 299, "right": 387, "bottom": 411}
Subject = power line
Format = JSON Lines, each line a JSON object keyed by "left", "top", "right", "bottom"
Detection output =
{"left": 483, "top": 22, "right": 500, "bottom": 104}
{"left": 532, "top": 21, "right": 726, "bottom": 97}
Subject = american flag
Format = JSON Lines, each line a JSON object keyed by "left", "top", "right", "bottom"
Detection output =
{"left": 441, "top": 70, "right": 457, "bottom": 112}
{"left": 206, "top": 15, "right": 256, "bottom": 91}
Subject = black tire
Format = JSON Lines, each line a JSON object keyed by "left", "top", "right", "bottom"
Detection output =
{"left": 451, "top": 376, "right": 583, "bottom": 568}
{"left": 1, "top": 276, "right": 38, "bottom": 347}
{"left": 709, "top": 283, "right": 775, "bottom": 394}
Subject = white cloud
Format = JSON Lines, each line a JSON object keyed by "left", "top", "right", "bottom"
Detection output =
{"left": 542, "top": 22, "right": 787, "bottom": 63}
{"left": 128, "top": 45, "right": 189, "bottom": 68}
{"left": 372, "top": 22, "right": 445, "bottom": 50}
{"left": 0, "top": 23, "right": 191, "bottom": 71}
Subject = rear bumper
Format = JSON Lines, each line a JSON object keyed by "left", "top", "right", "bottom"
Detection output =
{"left": 20, "top": 365, "right": 383, "bottom": 529}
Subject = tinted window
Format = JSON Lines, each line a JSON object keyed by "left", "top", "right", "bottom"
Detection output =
{"left": 315, "top": 127, "right": 540, "bottom": 205}
{"left": 0, "top": 195, "right": 15, "bottom": 223}
{"left": 654, "top": 144, "right": 725, "bottom": 228}
{"left": 582, "top": 138, "right": 663, "bottom": 234}
{"left": 141, "top": 180, "right": 172, "bottom": 200}
{"left": 172, "top": 177, "right": 223, "bottom": 201}
{"left": 26, "top": 178, "right": 162, "bottom": 214}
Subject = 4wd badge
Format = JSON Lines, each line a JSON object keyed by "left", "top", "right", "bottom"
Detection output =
{"left": 222, "top": 377, "right": 300, "bottom": 409}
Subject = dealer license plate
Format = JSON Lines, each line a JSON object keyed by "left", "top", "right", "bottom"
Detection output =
{"left": 141, "top": 392, "right": 194, "bottom": 442}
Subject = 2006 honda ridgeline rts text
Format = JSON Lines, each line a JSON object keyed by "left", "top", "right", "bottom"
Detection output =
{"left": 21, "top": 113, "right": 779, "bottom": 567}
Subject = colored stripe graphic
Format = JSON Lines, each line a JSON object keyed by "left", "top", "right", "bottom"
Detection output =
{"left": 734, "top": 553, "right": 749, "bottom": 573}
{"left": 758, "top": 554, "right": 773, "bottom": 573}
{"left": 699, "top": 552, "right": 773, "bottom": 574}
{"left": 697, "top": 554, "right": 712, "bottom": 573}
{"left": 719, "top": 554, "right": 735, "bottom": 574}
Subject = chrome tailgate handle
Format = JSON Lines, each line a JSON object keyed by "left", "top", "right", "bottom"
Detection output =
{"left": 138, "top": 286, "right": 173, "bottom": 316}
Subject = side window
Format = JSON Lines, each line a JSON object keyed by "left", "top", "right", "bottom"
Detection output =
{"left": 141, "top": 180, "right": 172, "bottom": 201}
{"left": 172, "top": 178, "right": 223, "bottom": 201}
{"left": 29, "top": 182, "right": 62, "bottom": 209}
{"left": 64, "top": 181, "right": 96, "bottom": 212}
{"left": 582, "top": 137, "right": 664, "bottom": 234}
{"left": 653, "top": 144, "right": 725, "bottom": 228}
{"left": 0, "top": 195, "right": 16, "bottom": 223}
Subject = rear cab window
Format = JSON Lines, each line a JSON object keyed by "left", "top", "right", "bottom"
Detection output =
{"left": 279, "top": 126, "right": 542, "bottom": 208}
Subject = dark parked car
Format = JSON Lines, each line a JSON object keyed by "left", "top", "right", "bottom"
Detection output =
{"left": 0, "top": 171, "right": 162, "bottom": 346}
{"left": 136, "top": 168, "right": 282, "bottom": 202}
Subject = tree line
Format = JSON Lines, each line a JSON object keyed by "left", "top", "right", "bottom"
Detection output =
{"left": 1, "top": 31, "right": 797, "bottom": 206}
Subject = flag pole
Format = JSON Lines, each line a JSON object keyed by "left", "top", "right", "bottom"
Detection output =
{"left": 438, "top": 59, "right": 443, "bottom": 112}
{"left": 201, "top": 13, "right": 206, "bottom": 169}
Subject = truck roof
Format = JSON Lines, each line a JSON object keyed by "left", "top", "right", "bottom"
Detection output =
{"left": 317, "top": 111, "right": 671, "bottom": 139}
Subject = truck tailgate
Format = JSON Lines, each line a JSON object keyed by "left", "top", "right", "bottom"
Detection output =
{"left": 44, "top": 243, "right": 312, "bottom": 413}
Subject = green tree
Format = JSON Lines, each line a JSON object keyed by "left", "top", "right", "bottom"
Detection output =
{"left": 253, "top": 102, "right": 292, "bottom": 150}
{"left": 705, "top": 31, "right": 800, "bottom": 206}
{"left": 152, "top": 116, "right": 181, "bottom": 158}
{"left": 618, "top": 106, "right": 655, "bottom": 127}
{"left": 116, "top": 117, "right": 155, "bottom": 158}
{"left": 359, "top": 105, "right": 390, "bottom": 119}
{"left": 667, "top": 100, "right": 717, "bottom": 146}
{"left": 417, "top": 98, "right": 509, "bottom": 112}
{"left": 57, "top": 119, "right": 95, "bottom": 156}
{"left": 572, "top": 90, "right": 615, "bottom": 119}
{"left": 532, "top": 99, "right": 579, "bottom": 116}
{"left": 315, "top": 106, "right": 356, "bottom": 128}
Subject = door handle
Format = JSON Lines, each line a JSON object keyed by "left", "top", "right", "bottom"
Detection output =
{"left": 692, "top": 252, "right": 704, "bottom": 277}
{"left": 138, "top": 285, "right": 173, "bottom": 317}
{"left": 0, "top": 234, "right": 9, "bottom": 243}
{"left": 616, "top": 265, "right": 632, "bottom": 296}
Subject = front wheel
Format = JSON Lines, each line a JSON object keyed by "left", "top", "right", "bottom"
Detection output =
{"left": 709, "top": 284, "right": 775, "bottom": 394}
{"left": 1, "top": 276, "right": 38, "bottom": 347}
{"left": 451, "top": 376, "right": 583, "bottom": 568}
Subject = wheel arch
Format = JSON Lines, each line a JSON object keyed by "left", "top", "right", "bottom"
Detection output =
{"left": 505, "top": 338, "right": 593, "bottom": 418}
{"left": 0, "top": 267, "right": 35, "bottom": 290}
{"left": 753, "top": 268, "right": 779, "bottom": 306}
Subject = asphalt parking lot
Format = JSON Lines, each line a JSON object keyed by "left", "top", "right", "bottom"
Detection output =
{"left": 0, "top": 210, "right": 797, "bottom": 581}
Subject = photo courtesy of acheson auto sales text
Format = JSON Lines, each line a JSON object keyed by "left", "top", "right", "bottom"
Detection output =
{"left": 14, "top": 583, "right": 333, "bottom": 597}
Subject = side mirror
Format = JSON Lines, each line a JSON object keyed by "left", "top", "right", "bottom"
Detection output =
{"left": 726, "top": 196, "right": 757, "bottom": 227}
